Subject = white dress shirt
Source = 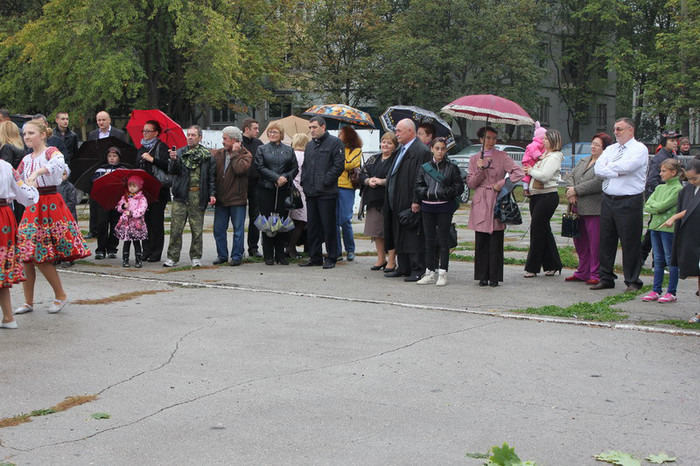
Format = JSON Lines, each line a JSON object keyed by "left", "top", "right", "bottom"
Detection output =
{"left": 594, "top": 137, "right": 648, "bottom": 196}
{"left": 98, "top": 126, "right": 112, "bottom": 139}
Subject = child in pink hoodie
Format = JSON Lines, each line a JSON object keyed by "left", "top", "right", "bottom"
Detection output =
{"left": 522, "top": 121, "right": 547, "bottom": 195}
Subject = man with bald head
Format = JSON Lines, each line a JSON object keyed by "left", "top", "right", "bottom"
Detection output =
{"left": 88, "top": 111, "right": 127, "bottom": 142}
{"left": 384, "top": 118, "right": 432, "bottom": 281}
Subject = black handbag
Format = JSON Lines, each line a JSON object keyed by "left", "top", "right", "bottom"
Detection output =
{"left": 561, "top": 204, "right": 580, "bottom": 238}
{"left": 494, "top": 191, "right": 522, "bottom": 225}
{"left": 285, "top": 183, "right": 304, "bottom": 210}
{"left": 151, "top": 164, "right": 172, "bottom": 189}
{"left": 398, "top": 207, "right": 421, "bottom": 229}
{"left": 448, "top": 223, "right": 458, "bottom": 248}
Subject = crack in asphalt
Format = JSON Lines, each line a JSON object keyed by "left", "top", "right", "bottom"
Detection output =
{"left": 11, "top": 320, "right": 500, "bottom": 452}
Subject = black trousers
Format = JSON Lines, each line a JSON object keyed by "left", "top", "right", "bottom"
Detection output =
{"left": 599, "top": 193, "right": 644, "bottom": 287}
{"left": 306, "top": 196, "right": 337, "bottom": 263}
{"left": 247, "top": 179, "right": 261, "bottom": 254}
{"left": 88, "top": 198, "right": 99, "bottom": 236}
{"left": 123, "top": 240, "right": 142, "bottom": 256}
{"left": 258, "top": 187, "right": 289, "bottom": 262}
{"left": 525, "top": 192, "right": 562, "bottom": 273}
{"left": 96, "top": 207, "right": 119, "bottom": 254}
{"left": 474, "top": 230, "right": 504, "bottom": 282}
{"left": 422, "top": 210, "right": 453, "bottom": 271}
{"left": 143, "top": 200, "right": 166, "bottom": 261}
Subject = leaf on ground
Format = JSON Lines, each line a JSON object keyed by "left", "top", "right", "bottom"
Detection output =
{"left": 490, "top": 442, "right": 522, "bottom": 465}
{"left": 646, "top": 453, "right": 676, "bottom": 464}
{"left": 594, "top": 451, "right": 641, "bottom": 465}
{"left": 465, "top": 451, "right": 489, "bottom": 459}
{"left": 91, "top": 412, "right": 110, "bottom": 419}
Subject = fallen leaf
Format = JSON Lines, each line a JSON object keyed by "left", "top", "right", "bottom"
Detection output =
{"left": 91, "top": 412, "right": 110, "bottom": 419}
{"left": 594, "top": 451, "right": 641, "bottom": 466}
{"left": 646, "top": 453, "right": 676, "bottom": 464}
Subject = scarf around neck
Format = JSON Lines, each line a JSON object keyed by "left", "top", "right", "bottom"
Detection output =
{"left": 182, "top": 144, "right": 210, "bottom": 169}
{"left": 140, "top": 137, "right": 158, "bottom": 151}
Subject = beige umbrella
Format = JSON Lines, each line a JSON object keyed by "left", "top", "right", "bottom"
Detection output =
{"left": 260, "top": 115, "right": 310, "bottom": 145}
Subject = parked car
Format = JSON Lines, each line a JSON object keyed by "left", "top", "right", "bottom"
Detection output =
{"left": 560, "top": 142, "right": 592, "bottom": 173}
{"left": 448, "top": 144, "right": 525, "bottom": 203}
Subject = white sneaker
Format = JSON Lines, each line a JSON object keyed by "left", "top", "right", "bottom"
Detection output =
{"left": 417, "top": 269, "right": 437, "bottom": 285}
{"left": 48, "top": 299, "right": 68, "bottom": 314}
{"left": 191, "top": 259, "right": 201, "bottom": 268}
{"left": 436, "top": 269, "right": 448, "bottom": 286}
{"left": 163, "top": 259, "right": 177, "bottom": 267}
{"left": 13, "top": 303, "right": 33, "bottom": 315}
{"left": 0, "top": 321, "right": 18, "bottom": 329}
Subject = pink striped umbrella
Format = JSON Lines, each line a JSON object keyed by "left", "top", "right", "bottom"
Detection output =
{"left": 441, "top": 94, "right": 534, "bottom": 126}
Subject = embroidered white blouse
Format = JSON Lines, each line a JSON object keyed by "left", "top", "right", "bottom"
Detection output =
{"left": 17, "top": 147, "right": 67, "bottom": 187}
{"left": 0, "top": 159, "right": 39, "bottom": 207}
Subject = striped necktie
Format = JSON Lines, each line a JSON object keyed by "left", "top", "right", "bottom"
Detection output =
{"left": 602, "top": 144, "right": 625, "bottom": 192}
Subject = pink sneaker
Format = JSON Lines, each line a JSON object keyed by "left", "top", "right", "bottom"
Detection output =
{"left": 642, "top": 291, "right": 660, "bottom": 302}
{"left": 657, "top": 293, "right": 677, "bottom": 303}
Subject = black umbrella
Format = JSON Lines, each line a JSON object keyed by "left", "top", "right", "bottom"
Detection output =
{"left": 69, "top": 137, "right": 137, "bottom": 193}
{"left": 380, "top": 105, "right": 456, "bottom": 149}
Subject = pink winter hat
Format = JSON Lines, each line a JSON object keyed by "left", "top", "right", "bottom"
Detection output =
{"left": 534, "top": 121, "right": 547, "bottom": 140}
{"left": 127, "top": 175, "right": 144, "bottom": 189}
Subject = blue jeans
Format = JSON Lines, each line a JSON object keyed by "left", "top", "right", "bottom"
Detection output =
{"left": 650, "top": 230, "right": 678, "bottom": 294}
{"left": 336, "top": 188, "right": 356, "bottom": 255}
{"left": 213, "top": 205, "right": 246, "bottom": 261}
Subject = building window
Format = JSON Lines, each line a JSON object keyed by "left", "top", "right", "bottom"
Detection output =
{"left": 538, "top": 98, "right": 550, "bottom": 125}
{"left": 213, "top": 105, "right": 236, "bottom": 124}
{"left": 597, "top": 104, "right": 607, "bottom": 128}
{"left": 268, "top": 96, "right": 293, "bottom": 119}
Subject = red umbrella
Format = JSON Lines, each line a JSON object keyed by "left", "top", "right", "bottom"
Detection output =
{"left": 91, "top": 168, "right": 161, "bottom": 210}
{"left": 126, "top": 109, "right": 187, "bottom": 149}
{"left": 441, "top": 94, "right": 534, "bottom": 126}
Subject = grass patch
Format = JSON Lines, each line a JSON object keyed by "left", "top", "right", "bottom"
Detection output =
{"left": 650, "top": 319, "right": 700, "bottom": 330}
{"left": 515, "top": 288, "right": 648, "bottom": 321}
{"left": 73, "top": 290, "right": 171, "bottom": 305}
{"left": 0, "top": 395, "right": 98, "bottom": 430}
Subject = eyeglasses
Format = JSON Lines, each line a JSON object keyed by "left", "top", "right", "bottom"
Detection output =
{"left": 142, "top": 129, "right": 155, "bottom": 134}
{"left": 613, "top": 126, "right": 631, "bottom": 132}
{"left": 268, "top": 130, "right": 280, "bottom": 135}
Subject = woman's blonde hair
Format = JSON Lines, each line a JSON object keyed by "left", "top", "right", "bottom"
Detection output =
{"left": 25, "top": 119, "right": 53, "bottom": 139}
{"left": 381, "top": 131, "right": 398, "bottom": 147}
{"left": 266, "top": 121, "right": 284, "bottom": 141}
{"left": 660, "top": 158, "right": 683, "bottom": 177}
{"left": 545, "top": 129, "right": 562, "bottom": 152}
{"left": 291, "top": 133, "right": 310, "bottom": 151}
{"left": 0, "top": 120, "right": 23, "bottom": 148}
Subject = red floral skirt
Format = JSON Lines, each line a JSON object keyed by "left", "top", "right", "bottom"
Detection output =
{"left": 17, "top": 193, "right": 91, "bottom": 263}
{"left": 0, "top": 205, "right": 24, "bottom": 288}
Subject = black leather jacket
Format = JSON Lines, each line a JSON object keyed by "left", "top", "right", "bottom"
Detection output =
{"left": 168, "top": 145, "right": 216, "bottom": 210}
{"left": 415, "top": 158, "right": 465, "bottom": 202}
{"left": 300, "top": 132, "right": 345, "bottom": 197}
{"left": 53, "top": 127, "right": 80, "bottom": 164}
{"left": 254, "top": 142, "right": 299, "bottom": 190}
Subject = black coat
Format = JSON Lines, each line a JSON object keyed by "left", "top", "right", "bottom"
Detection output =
{"left": 383, "top": 139, "right": 432, "bottom": 253}
{"left": 671, "top": 184, "right": 700, "bottom": 278}
{"left": 168, "top": 145, "right": 216, "bottom": 210}
{"left": 359, "top": 152, "right": 395, "bottom": 210}
{"left": 415, "top": 157, "right": 465, "bottom": 202}
{"left": 301, "top": 132, "right": 345, "bottom": 198}
{"left": 88, "top": 127, "right": 127, "bottom": 142}
{"left": 137, "top": 139, "right": 171, "bottom": 202}
{"left": 0, "top": 143, "right": 25, "bottom": 169}
{"left": 254, "top": 142, "right": 299, "bottom": 191}
{"left": 53, "top": 127, "right": 80, "bottom": 164}
{"left": 242, "top": 136, "right": 263, "bottom": 181}
{"left": 645, "top": 148, "right": 676, "bottom": 198}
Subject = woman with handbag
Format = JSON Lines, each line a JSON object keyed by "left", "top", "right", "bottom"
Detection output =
{"left": 137, "top": 120, "right": 171, "bottom": 262}
{"left": 254, "top": 122, "right": 298, "bottom": 265}
{"left": 562, "top": 132, "right": 611, "bottom": 285}
{"left": 414, "top": 138, "right": 464, "bottom": 286}
{"left": 523, "top": 129, "right": 564, "bottom": 277}
{"left": 336, "top": 126, "right": 362, "bottom": 261}
{"left": 467, "top": 126, "right": 524, "bottom": 287}
{"left": 360, "top": 132, "right": 397, "bottom": 272}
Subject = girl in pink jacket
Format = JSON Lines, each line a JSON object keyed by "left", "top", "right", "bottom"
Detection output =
{"left": 115, "top": 175, "right": 148, "bottom": 268}
{"left": 521, "top": 121, "right": 547, "bottom": 195}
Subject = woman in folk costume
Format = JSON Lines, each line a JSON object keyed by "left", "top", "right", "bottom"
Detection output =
{"left": 0, "top": 159, "right": 39, "bottom": 329}
{"left": 14, "top": 119, "right": 90, "bottom": 316}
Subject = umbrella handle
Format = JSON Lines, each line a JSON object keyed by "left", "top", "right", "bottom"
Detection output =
{"left": 480, "top": 116, "right": 490, "bottom": 159}
{"left": 274, "top": 185, "right": 279, "bottom": 211}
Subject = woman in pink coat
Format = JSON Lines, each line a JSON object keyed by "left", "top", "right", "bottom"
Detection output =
{"left": 467, "top": 126, "right": 524, "bottom": 287}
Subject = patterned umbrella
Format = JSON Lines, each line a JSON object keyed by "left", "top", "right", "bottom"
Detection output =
{"left": 380, "top": 105, "right": 455, "bottom": 149}
{"left": 441, "top": 94, "right": 534, "bottom": 126}
{"left": 302, "top": 104, "right": 375, "bottom": 128}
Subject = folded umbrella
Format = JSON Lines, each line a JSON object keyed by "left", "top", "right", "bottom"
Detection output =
{"left": 90, "top": 168, "right": 161, "bottom": 210}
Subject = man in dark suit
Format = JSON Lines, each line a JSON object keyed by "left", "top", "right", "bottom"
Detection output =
{"left": 88, "top": 111, "right": 127, "bottom": 142}
{"left": 86, "top": 110, "right": 127, "bottom": 238}
{"left": 384, "top": 118, "right": 432, "bottom": 282}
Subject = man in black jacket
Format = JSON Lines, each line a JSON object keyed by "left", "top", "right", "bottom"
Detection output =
{"left": 384, "top": 118, "right": 432, "bottom": 281}
{"left": 53, "top": 111, "right": 79, "bottom": 166}
{"left": 298, "top": 116, "right": 345, "bottom": 269}
{"left": 88, "top": 111, "right": 127, "bottom": 142}
{"left": 163, "top": 125, "right": 216, "bottom": 268}
{"left": 240, "top": 118, "right": 263, "bottom": 258}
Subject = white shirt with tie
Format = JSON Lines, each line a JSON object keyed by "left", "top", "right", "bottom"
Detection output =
{"left": 594, "top": 137, "right": 648, "bottom": 196}
{"left": 391, "top": 138, "right": 415, "bottom": 175}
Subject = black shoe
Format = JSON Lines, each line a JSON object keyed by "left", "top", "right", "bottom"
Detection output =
{"left": 279, "top": 258, "right": 289, "bottom": 265}
{"left": 122, "top": 255, "right": 130, "bottom": 267}
{"left": 265, "top": 259, "right": 274, "bottom": 266}
{"left": 489, "top": 281, "right": 499, "bottom": 287}
{"left": 229, "top": 260, "right": 242, "bottom": 266}
{"left": 479, "top": 280, "right": 488, "bottom": 287}
{"left": 213, "top": 257, "right": 227, "bottom": 265}
{"left": 299, "top": 260, "right": 323, "bottom": 267}
{"left": 590, "top": 281, "right": 614, "bottom": 290}
{"left": 371, "top": 261, "right": 388, "bottom": 271}
{"left": 624, "top": 284, "right": 641, "bottom": 293}
{"left": 107, "top": 252, "right": 117, "bottom": 259}
{"left": 403, "top": 275, "right": 421, "bottom": 282}
{"left": 249, "top": 249, "right": 262, "bottom": 258}
{"left": 134, "top": 254, "right": 142, "bottom": 268}
{"left": 383, "top": 267, "right": 395, "bottom": 273}
{"left": 85, "top": 233, "right": 95, "bottom": 239}
{"left": 322, "top": 259, "right": 336, "bottom": 269}
{"left": 95, "top": 251, "right": 105, "bottom": 260}
{"left": 147, "top": 256, "right": 160, "bottom": 262}
{"left": 384, "top": 270, "right": 404, "bottom": 278}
